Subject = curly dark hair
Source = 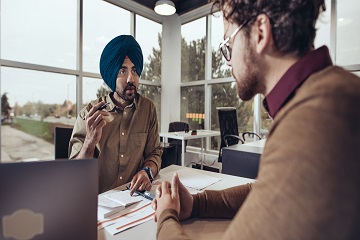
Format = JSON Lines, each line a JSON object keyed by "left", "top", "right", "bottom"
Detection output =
{"left": 211, "top": 0, "right": 326, "bottom": 57}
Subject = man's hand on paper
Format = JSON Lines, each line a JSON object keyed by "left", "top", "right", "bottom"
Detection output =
{"left": 152, "top": 173, "right": 193, "bottom": 222}
{"left": 129, "top": 170, "right": 152, "bottom": 196}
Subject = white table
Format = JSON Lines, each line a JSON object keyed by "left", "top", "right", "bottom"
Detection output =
{"left": 98, "top": 165, "right": 255, "bottom": 240}
{"left": 159, "top": 130, "right": 220, "bottom": 168}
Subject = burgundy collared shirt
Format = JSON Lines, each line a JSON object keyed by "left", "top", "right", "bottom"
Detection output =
{"left": 263, "top": 46, "right": 333, "bottom": 118}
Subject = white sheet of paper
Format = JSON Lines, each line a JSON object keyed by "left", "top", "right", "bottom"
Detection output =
{"left": 98, "top": 195, "right": 124, "bottom": 208}
{"left": 104, "top": 202, "right": 154, "bottom": 235}
{"left": 158, "top": 168, "right": 221, "bottom": 190}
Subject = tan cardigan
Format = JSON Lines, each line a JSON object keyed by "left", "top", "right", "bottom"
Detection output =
{"left": 157, "top": 66, "right": 360, "bottom": 239}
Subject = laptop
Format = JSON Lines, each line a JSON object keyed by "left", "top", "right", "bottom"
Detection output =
{"left": 0, "top": 159, "right": 98, "bottom": 240}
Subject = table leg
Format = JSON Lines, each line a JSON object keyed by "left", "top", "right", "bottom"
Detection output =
{"left": 181, "top": 139, "right": 185, "bottom": 167}
{"left": 201, "top": 138, "right": 204, "bottom": 170}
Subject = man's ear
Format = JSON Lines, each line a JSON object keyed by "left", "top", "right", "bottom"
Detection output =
{"left": 254, "top": 14, "right": 272, "bottom": 54}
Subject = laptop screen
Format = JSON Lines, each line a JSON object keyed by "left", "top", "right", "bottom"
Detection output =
{"left": 0, "top": 159, "right": 98, "bottom": 240}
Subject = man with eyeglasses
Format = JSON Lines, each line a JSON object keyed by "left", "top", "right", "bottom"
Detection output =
{"left": 153, "top": 0, "right": 360, "bottom": 239}
{"left": 69, "top": 35, "right": 162, "bottom": 194}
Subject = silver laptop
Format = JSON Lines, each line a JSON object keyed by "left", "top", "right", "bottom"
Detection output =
{"left": 0, "top": 159, "right": 98, "bottom": 240}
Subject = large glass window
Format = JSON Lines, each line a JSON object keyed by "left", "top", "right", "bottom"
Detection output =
{"left": 336, "top": 1, "right": 360, "bottom": 65}
{"left": 314, "top": 0, "right": 331, "bottom": 49}
{"left": 1, "top": 67, "right": 76, "bottom": 162}
{"left": 83, "top": 77, "right": 111, "bottom": 107}
{"left": 211, "top": 15, "right": 231, "bottom": 78}
{"left": 181, "top": 18, "right": 206, "bottom": 82}
{"left": 83, "top": 0, "right": 131, "bottom": 73}
{"left": 180, "top": 86, "right": 205, "bottom": 147}
{"left": 136, "top": 15, "right": 162, "bottom": 83}
{"left": 138, "top": 85, "right": 162, "bottom": 125}
{"left": 0, "top": 0, "right": 77, "bottom": 69}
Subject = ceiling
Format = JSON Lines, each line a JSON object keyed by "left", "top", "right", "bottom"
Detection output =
{"left": 133, "top": 0, "right": 209, "bottom": 16}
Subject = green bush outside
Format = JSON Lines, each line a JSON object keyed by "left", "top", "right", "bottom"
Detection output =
{"left": 13, "top": 117, "right": 53, "bottom": 143}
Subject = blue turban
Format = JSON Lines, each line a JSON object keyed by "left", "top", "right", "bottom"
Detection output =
{"left": 100, "top": 35, "right": 143, "bottom": 91}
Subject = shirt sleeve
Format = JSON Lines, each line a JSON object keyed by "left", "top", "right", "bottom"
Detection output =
{"left": 157, "top": 209, "right": 191, "bottom": 240}
{"left": 156, "top": 184, "right": 252, "bottom": 240}
{"left": 68, "top": 108, "right": 88, "bottom": 159}
{"left": 190, "top": 184, "right": 253, "bottom": 219}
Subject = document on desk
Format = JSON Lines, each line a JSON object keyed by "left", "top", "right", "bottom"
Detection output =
{"left": 98, "top": 198, "right": 154, "bottom": 235}
{"left": 158, "top": 168, "right": 221, "bottom": 191}
{"left": 98, "top": 190, "right": 143, "bottom": 219}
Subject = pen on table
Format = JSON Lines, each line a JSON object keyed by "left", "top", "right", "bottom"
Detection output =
{"left": 126, "top": 185, "right": 155, "bottom": 201}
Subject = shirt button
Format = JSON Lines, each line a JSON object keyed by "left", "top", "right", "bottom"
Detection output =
{"left": 119, "top": 176, "right": 122, "bottom": 180}
{"left": 124, "top": 112, "right": 127, "bottom": 115}
{"left": 121, "top": 154, "right": 124, "bottom": 158}
{"left": 121, "top": 132, "right": 125, "bottom": 135}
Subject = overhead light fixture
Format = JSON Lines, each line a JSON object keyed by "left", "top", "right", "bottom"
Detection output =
{"left": 154, "top": 0, "right": 176, "bottom": 16}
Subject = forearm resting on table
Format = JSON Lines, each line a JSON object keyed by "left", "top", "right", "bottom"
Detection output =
{"left": 191, "top": 183, "right": 253, "bottom": 219}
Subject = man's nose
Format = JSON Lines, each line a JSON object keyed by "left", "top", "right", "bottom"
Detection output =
{"left": 127, "top": 73, "right": 134, "bottom": 84}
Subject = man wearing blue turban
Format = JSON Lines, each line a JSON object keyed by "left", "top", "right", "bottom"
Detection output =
{"left": 69, "top": 35, "right": 162, "bottom": 194}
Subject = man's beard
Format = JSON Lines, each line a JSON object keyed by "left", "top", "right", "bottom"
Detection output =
{"left": 116, "top": 83, "right": 137, "bottom": 102}
{"left": 234, "top": 44, "right": 262, "bottom": 101}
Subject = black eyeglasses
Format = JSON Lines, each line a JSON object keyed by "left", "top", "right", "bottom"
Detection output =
{"left": 219, "top": 16, "right": 257, "bottom": 61}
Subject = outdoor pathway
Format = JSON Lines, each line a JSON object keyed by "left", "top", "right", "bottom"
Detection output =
{"left": 1, "top": 125, "right": 54, "bottom": 162}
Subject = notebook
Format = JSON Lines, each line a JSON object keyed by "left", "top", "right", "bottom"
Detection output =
{"left": 0, "top": 159, "right": 98, "bottom": 240}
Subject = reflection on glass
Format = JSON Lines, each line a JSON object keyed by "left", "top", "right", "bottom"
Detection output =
{"left": 336, "top": 1, "right": 360, "bottom": 65}
{"left": 181, "top": 18, "right": 206, "bottom": 82}
{"left": 1, "top": 0, "right": 77, "bottom": 69}
{"left": 136, "top": 15, "right": 162, "bottom": 83}
{"left": 1, "top": 67, "right": 77, "bottom": 162}
{"left": 83, "top": 0, "right": 130, "bottom": 73}
{"left": 210, "top": 82, "right": 254, "bottom": 150}
{"left": 211, "top": 14, "right": 232, "bottom": 78}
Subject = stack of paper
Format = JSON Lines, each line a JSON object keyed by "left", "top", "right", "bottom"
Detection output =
{"left": 98, "top": 199, "right": 154, "bottom": 235}
{"left": 98, "top": 190, "right": 143, "bottom": 219}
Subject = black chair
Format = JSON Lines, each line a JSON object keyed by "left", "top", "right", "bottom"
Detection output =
{"left": 160, "top": 142, "right": 177, "bottom": 169}
{"left": 217, "top": 107, "right": 261, "bottom": 162}
{"left": 168, "top": 121, "right": 189, "bottom": 165}
{"left": 54, "top": 127, "right": 73, "bottom": 159}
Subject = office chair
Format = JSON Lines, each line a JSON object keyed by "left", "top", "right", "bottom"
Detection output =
{"left": 168, "top": 121, "right": 189, "bottom": 165}
{"left": 54, "top": 127, "right": 73, "bottom": 159}
{"left": 217, "top": 107, "right": 261, "bottom": 162}
{"left": 242, "top": 131, "right": 262, "bottom": 142}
